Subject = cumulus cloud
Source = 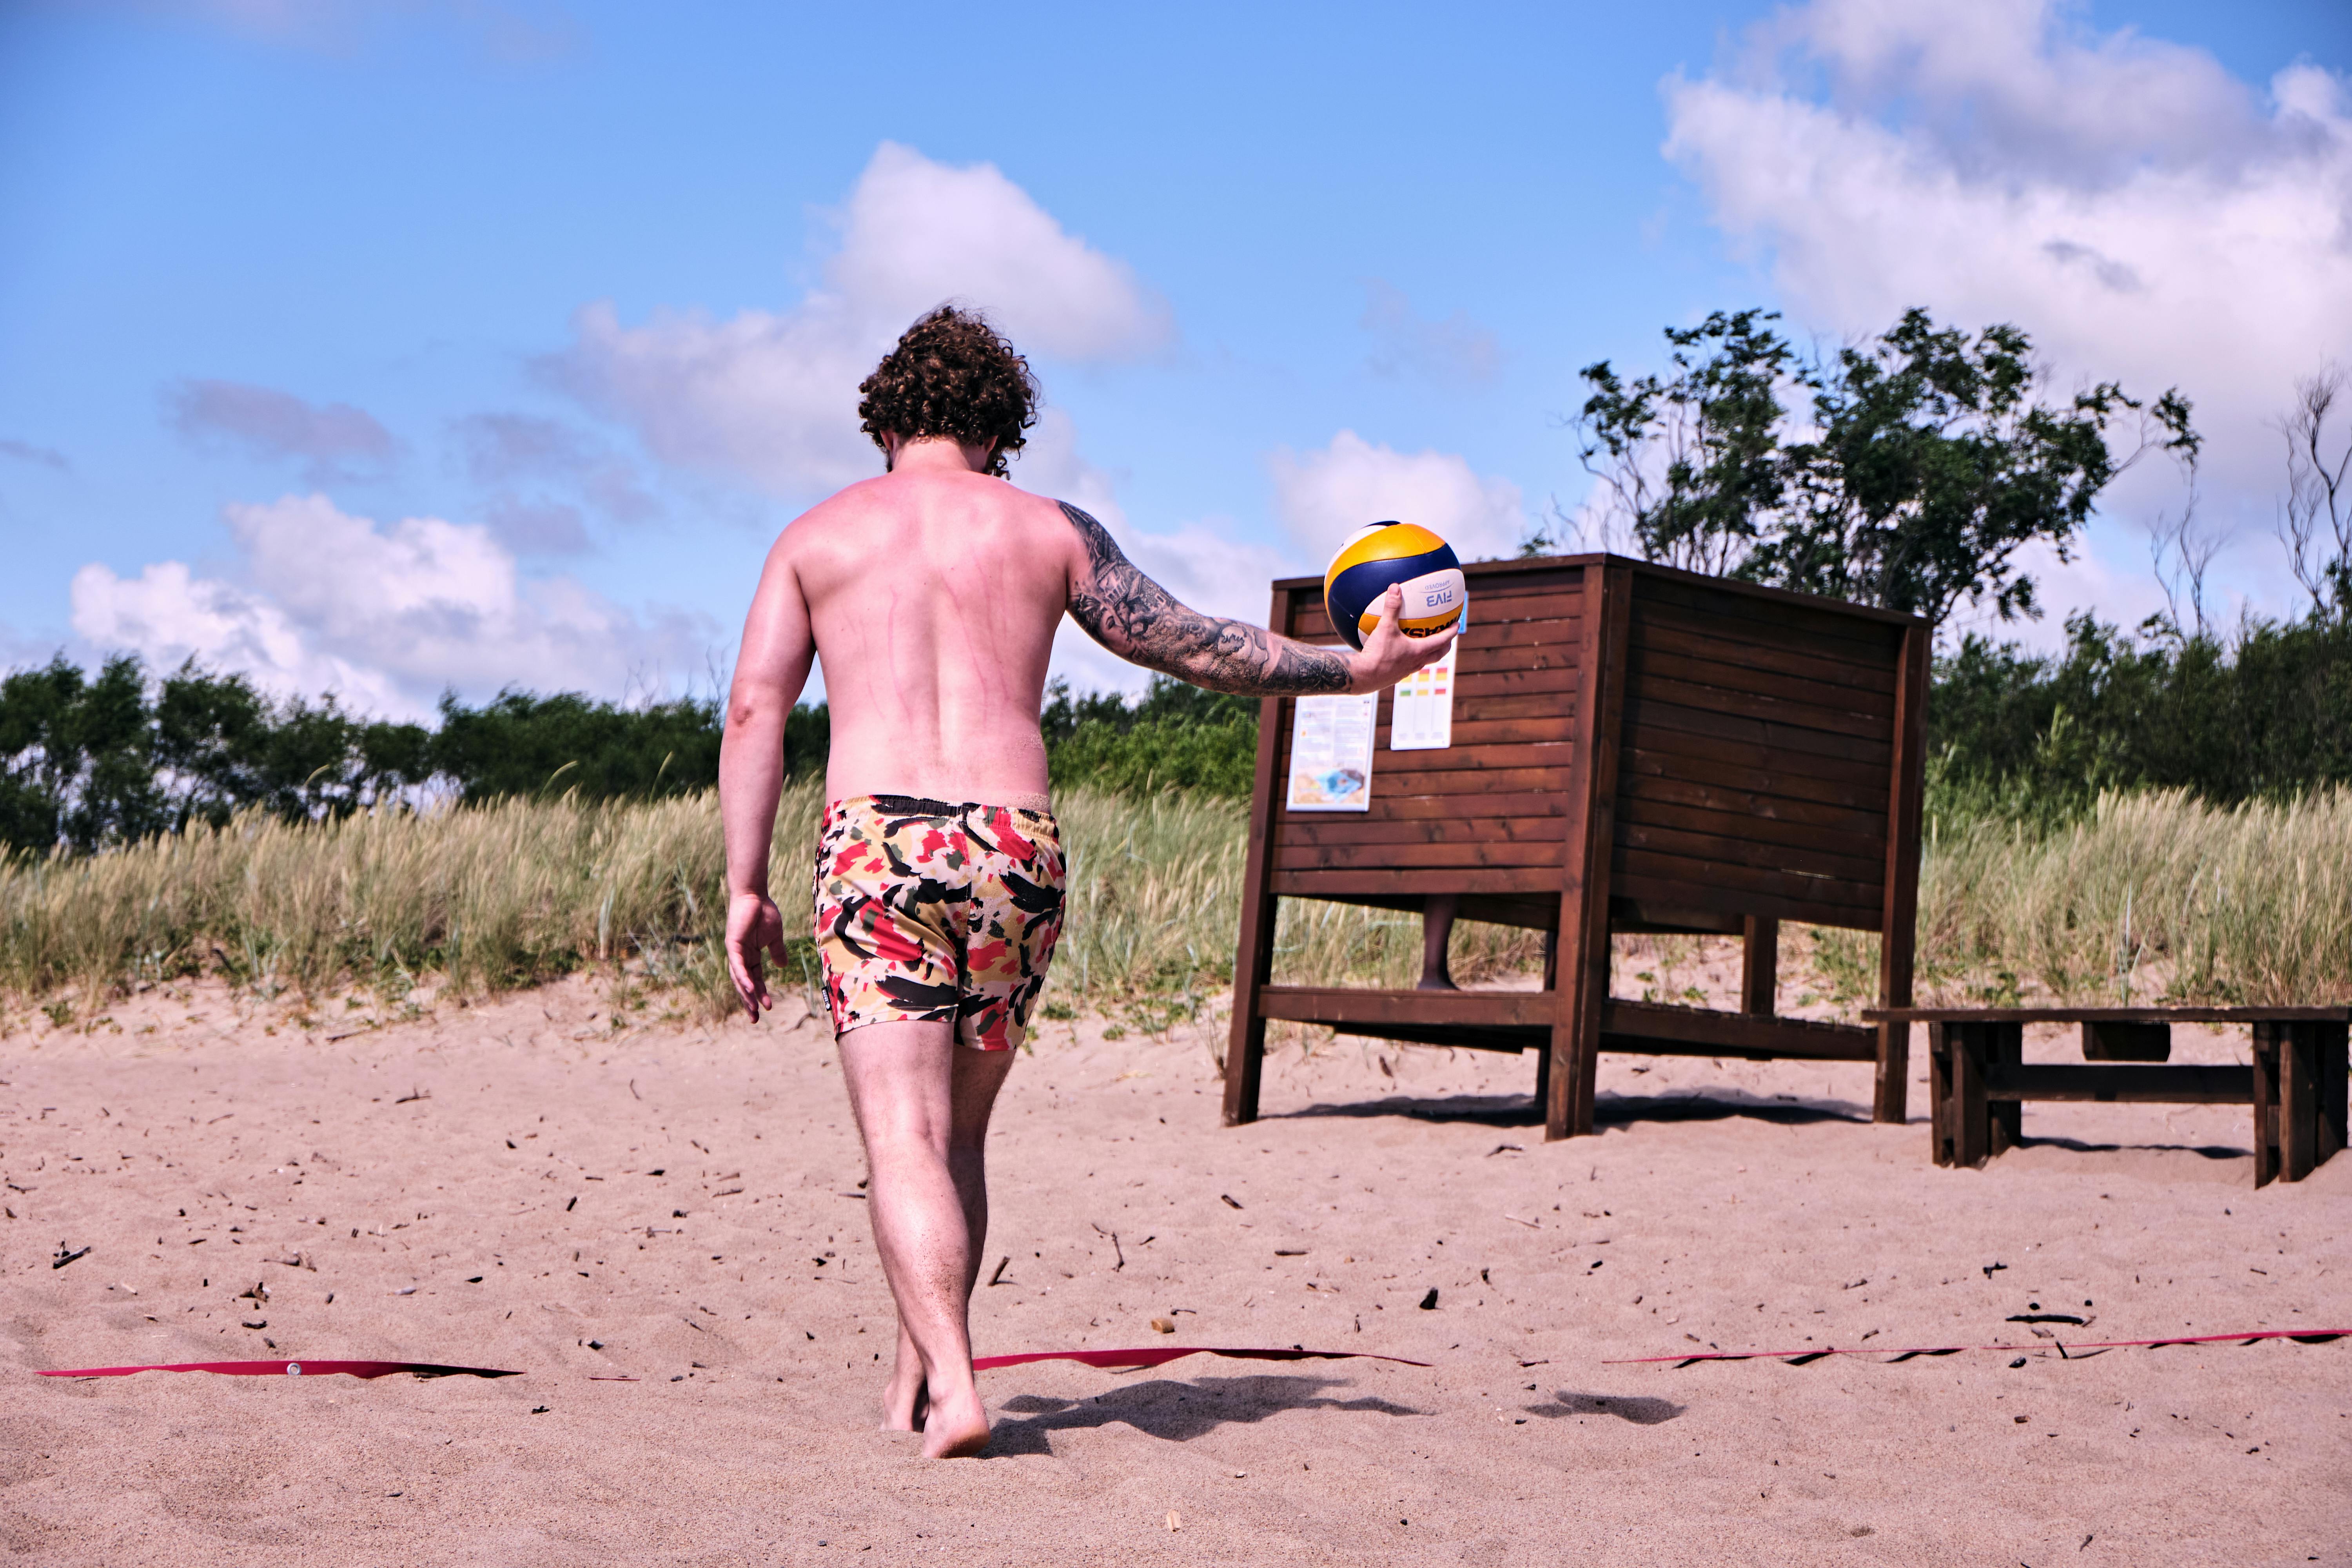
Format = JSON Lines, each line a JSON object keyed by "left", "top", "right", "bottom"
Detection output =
{"left": 1663, "top": 0, "right": 2352, "bottom": 614}
{"left": 1360, "top": 281, "right": 1503, "bottom": 386}
{"left": 546, "top": 142, "right": 1171, "bottom": 497}
{"left": 165, "top": 379, "right": 398, "bottom": 486}
{"left": 70, "top": 494, "right": 710, "bottom": 719}
{"left": 1270, "top": 431, "right": 1528, "bottom": 564}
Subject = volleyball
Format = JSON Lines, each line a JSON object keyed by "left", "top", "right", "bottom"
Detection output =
{"left": 1321, "top": 521, "right": 1466, "bottom": 652}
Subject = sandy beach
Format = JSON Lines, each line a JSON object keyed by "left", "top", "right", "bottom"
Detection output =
{"left": 4, "top": 973, "right": 2347, "bottom": 1566}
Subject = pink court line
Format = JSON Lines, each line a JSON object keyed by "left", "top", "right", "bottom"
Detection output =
{"left": 1605, "top": 1328, "right": 2349, "bottom": 1366}
{"left": 973, "top": 1346, "right": 1430, "bottom": 1372}
{"left": 38, "top": 1359, "right": 520, "bottom": 1379}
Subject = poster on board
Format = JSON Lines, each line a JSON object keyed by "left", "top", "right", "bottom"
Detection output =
{"left": 1388, "top": 640, "right": 1457, "bottom": 751}
{"left": 1284, "top": 692, "right": 1377, "bottom": 811}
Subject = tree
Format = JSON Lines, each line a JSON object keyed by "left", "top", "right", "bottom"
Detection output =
{"left": 427, "top": 690, "right": 724, "bottom": 803}
{"left": 2276, "top": 366, "right": 2351, "bottom": 614}
{"left": 1571, "top": 309, "right": 1792, "bottom": 575}
{"left": 1572, "top": 308, "right": 2198, "bottom": 626}
{"left": 154, "top": 663, "right": 432, "bottom": 827}
{"left": 0, "top": 654, "right": 169, "bottom": 853}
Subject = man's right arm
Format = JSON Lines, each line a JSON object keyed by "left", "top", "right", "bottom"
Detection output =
{"left": 1059, "top": 501, "right": 1453, "bottom": 696}
{"left": 718, "top": 535, "right": 817, "bottom": 1019}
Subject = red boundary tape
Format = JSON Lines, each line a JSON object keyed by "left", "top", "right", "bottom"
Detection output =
{"left": 973, "top": 1345, "right": 1429, "bottom": 1372}
{"left": 38, "top": 1359, "right": 520, "bottom": 1379}
{"left": 1604, "top": 1328, "right": 2349, "bottom": 1366}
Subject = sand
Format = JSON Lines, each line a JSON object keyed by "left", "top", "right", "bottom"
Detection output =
{"left": 3, "top": 970, "right": 2347, "bottom": 1566}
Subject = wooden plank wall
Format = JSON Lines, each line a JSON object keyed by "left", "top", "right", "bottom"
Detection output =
{"left": 1611, "top": 573, "right": 1903, "bottom": 932}
{"left": 1266, "top": 562, "right": 1587, "bottom": 929}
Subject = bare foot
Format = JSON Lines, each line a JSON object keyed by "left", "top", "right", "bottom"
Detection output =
{"left": 881, "top": 1363, "right": 926, "bottom": 1432}
{"left": 918, "top": 1385, "right": 990, "bottom": 1458}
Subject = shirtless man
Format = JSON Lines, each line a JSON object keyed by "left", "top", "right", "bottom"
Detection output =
{"left": 719, "top": 306, "right": 1455, "bottom": 1458}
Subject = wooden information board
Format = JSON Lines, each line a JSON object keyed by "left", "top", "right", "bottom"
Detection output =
{"left": 1221, "top": 553, "right": 1930, "bottom": 1140}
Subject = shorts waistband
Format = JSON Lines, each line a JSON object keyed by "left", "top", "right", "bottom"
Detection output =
{"left": 835, "top": 792, "right": 1055, "bottom": 819}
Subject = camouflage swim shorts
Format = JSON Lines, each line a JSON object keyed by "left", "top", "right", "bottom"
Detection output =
{"left": 811, "top": 794, "right": 1067, "bottom": 1050}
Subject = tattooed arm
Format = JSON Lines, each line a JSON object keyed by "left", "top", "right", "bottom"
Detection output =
{"left": 1060, "top": 502, "right": 1455, "bottom": 697}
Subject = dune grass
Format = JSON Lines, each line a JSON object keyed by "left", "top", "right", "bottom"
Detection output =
{"left": 3, "top": 784, "right": 2344, "bottom": 1031}
{"left": 0, "top": 783, "right": 1524, "bottom": 1030}
{"left": 1910, "top": 787, "right": 2352, "bottom": 1007}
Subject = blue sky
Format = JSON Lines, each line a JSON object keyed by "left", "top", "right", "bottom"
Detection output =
{"left": 3, "top": 0, "right": 2348, "bottom": 716}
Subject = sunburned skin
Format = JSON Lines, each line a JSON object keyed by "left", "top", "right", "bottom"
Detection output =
{"left": 718, "top": 434, "right": 1455, "bottom": 1457}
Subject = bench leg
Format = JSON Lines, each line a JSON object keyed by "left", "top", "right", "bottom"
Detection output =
{"left": 2252, "top": 1023, "right": 2279, "bottom": 1188}
{"left": 2319, "top": 1022, "right": 2349, "bottom": 1167}
{"left": 1928, "top": 1022, "right": 1954, "bottom": 1166}
{"left": 1949, "top": 1022, "right": 1991, "bottom": 1168}
{"left": 1987, "top": 1022, "right": 2023, "bottom": 1157}
{"left": 1876, "top": 1021, "right": 1911, "bottom": 1126}
{"left": 2281, "top": 1022, "right": 2319, "bottom": 1182}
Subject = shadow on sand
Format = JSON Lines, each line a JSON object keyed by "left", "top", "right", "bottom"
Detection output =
{"left": 984, "top": 1373, "right": 1426, "bottom": 1456}
{"left": 1522, "top": 1390, "right": 1685, "bottom": 1425}
{"left": 1268, "top": 1088, "right": 1871, "bottom": 1130}
{"left": 2013, "top": 1134, "right": 2249, "bottom": 1161}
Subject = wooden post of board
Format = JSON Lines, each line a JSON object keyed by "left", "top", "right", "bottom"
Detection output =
{"left": 1740, "top": 917, "right": 1779, "bottom": 1016}
{"left": 1875, "top": 619, "right": 1929, "bottom": 1124}
{"left": 1220, "top": 584, "right": 1294, "bottom": 1127}
{"left": 1546, "top": 563, "right": 1633, "bottom": 1141}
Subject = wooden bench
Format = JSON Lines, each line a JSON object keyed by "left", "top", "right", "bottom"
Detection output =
{"left": 1865, "top": 1007, "right": 2351, "bottom": 1185}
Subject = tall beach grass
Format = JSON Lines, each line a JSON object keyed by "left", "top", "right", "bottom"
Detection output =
{"left": 1913, "top": 787, "right": 2352, "bottom": 1006}
{"left": 3, "top": 784, "right": 2344, "bottom": 1026}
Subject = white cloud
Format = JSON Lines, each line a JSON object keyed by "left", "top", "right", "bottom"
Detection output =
{"left": 1269, "top": 430, "right": 1528, "bottom": 564}
{"left": 829, "top": 143, "right": 1171, "bottom": 362}
{"left": 1664, "top": 0, "right": 2352, "bottom": 615}
{"left": 547, "top": 142, "right": 1170, "bottom": 497}
{"left": 70, "top": 494, "right": 710, "bottom": 720}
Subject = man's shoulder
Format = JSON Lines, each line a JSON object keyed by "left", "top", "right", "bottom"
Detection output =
{"left": 796, "top": 474, "right": 1075, "bottom": 532}
{"left": 776, "top": 475, "right": 1082, "bottom": 570}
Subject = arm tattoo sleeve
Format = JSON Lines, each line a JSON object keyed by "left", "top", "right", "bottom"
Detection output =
{"left": 1060, "top": 501, "right": 1352, "bottom": 696}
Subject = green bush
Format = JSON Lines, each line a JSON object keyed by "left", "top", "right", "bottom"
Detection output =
{"left": 1930, "top": 609, "right": 2352, "bottom": 828}
{"left": 1043, "top": 675, "right": 1259, "bottom": 797}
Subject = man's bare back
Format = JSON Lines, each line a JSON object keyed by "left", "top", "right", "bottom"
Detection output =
{"left": 734, "top": 446, "right": 1069, "bottom": 808}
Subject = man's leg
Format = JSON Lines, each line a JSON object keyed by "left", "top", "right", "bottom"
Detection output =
{"left": 1418, "top": 893, "right": 1459, "bottom": 990}
{"left": 837, "top": 1019, "right": 1016, "bottom": 1458}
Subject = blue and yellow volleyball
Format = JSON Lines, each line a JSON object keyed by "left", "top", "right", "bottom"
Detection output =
{"left": 1321, "top": 521, "right": 1466, "bottom": 652}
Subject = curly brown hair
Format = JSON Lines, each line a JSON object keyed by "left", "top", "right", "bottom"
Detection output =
{"left": 857, "top": 306, "right": 1039, "bottom": 478}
